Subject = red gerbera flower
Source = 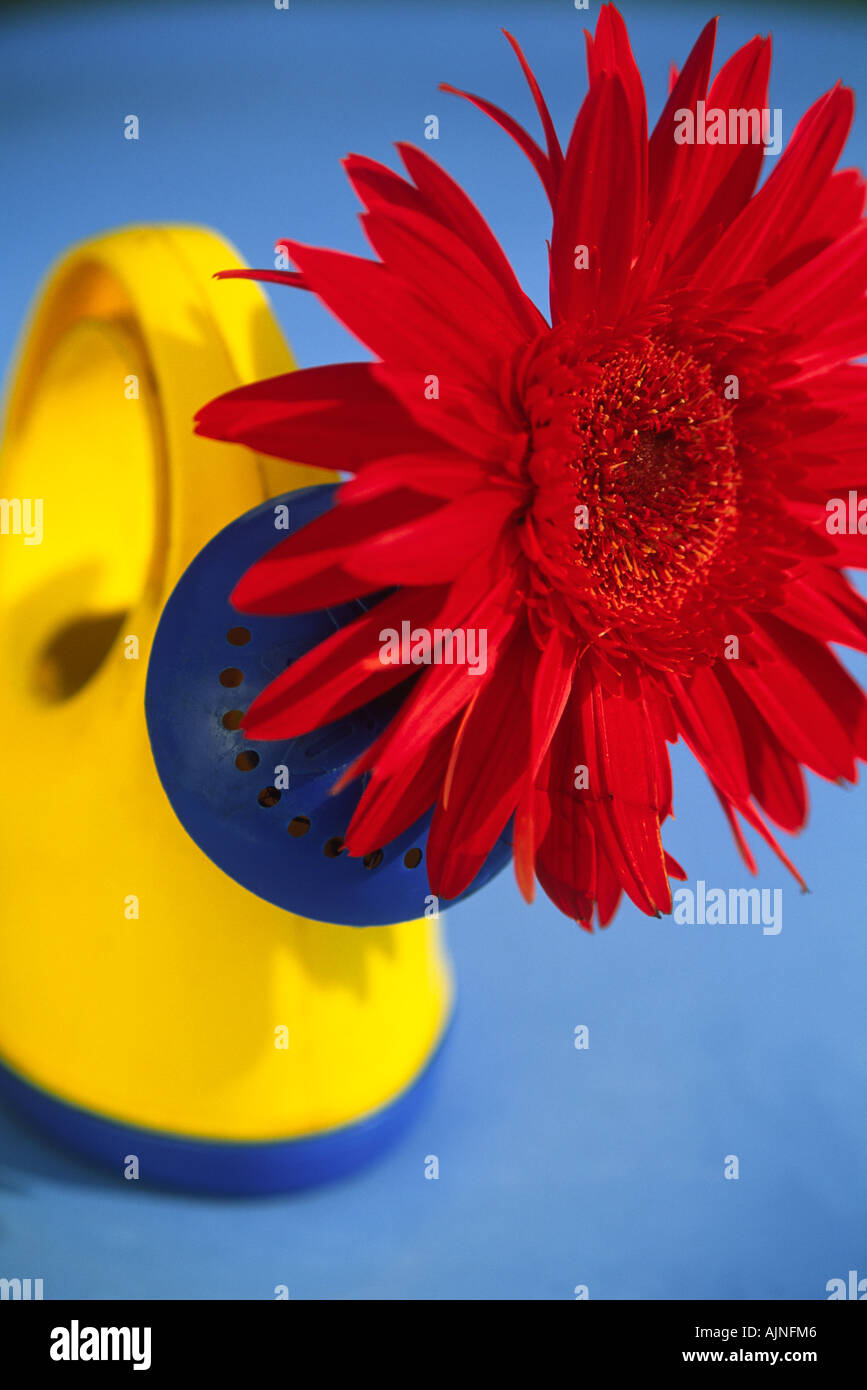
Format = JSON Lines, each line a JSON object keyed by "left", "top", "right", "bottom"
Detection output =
{"left": 196, "top": 5, "right": 867, "bottom": 928}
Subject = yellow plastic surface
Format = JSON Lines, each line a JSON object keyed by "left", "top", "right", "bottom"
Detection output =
{"left": 0, "top": 225, "right": 452, "bottom": 1140}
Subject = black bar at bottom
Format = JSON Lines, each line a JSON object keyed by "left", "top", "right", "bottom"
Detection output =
{"left": 1, "top": 1298, "right": 862, "bottom": 1375}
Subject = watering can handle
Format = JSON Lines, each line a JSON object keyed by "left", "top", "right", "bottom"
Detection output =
{"left": 0, "top": 224, "right": 329, "bottom": 703}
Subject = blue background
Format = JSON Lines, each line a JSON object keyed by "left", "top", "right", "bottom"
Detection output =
{"left": 1, "top": 0, "right": 865, "bottom": 1299}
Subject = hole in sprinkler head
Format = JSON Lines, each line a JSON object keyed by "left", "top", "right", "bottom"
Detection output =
{"left": 323, "top": 836, "right": 345, "bottom": 858}
{"left": 288, "top": 815, "right": 311, "bottom": 838}
{"left": 226, "top": 627, "right": 251, "bottom": 646}
{"left": 35, "top": 612, "right": 128, "bottom": 702}
{"left": 363, "top": 849, "right": 384, "bottom": 870}
{"left": 220, "top": 668, "right": 243, "bottom": 688}
{"left": 404, "top": 848, "right": 423, "bottom": 869}
{"left": 222, "top": 709, "right": 244, "bottom": 731}
{"left": 258, "top": 786, "right": 281, "bottom": 808}
{"left": 235, "top": 750, "right": 259, "bottom": 771}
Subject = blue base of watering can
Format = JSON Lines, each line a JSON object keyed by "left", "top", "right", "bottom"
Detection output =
{"left": 0, "top": 1030, "right": 450, "bottom": 1197}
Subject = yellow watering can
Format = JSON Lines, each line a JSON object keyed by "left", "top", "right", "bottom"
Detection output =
{"left": 0, "top": 225, "right": 455, "bottom": 1193}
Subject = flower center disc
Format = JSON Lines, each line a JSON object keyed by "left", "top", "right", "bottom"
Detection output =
{"left": 520, "top": 333, "right": 740, "bottom": 657}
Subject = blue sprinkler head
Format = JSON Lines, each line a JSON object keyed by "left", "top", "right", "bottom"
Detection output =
{"left": 145, "top": 484, "right": 511, "bottom": 926}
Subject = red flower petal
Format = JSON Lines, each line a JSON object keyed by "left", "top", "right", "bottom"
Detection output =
{"left": 241, "top": 585, "right": 449, "bottom": 738}
{"left": 550, "top": 70, "right": 643, "bottom": 325}
{"left": 696, "top": 82, "right": 855, "bottom": 292}
{"left": 195, "top": 362, "right": 440, "bottom": 468}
